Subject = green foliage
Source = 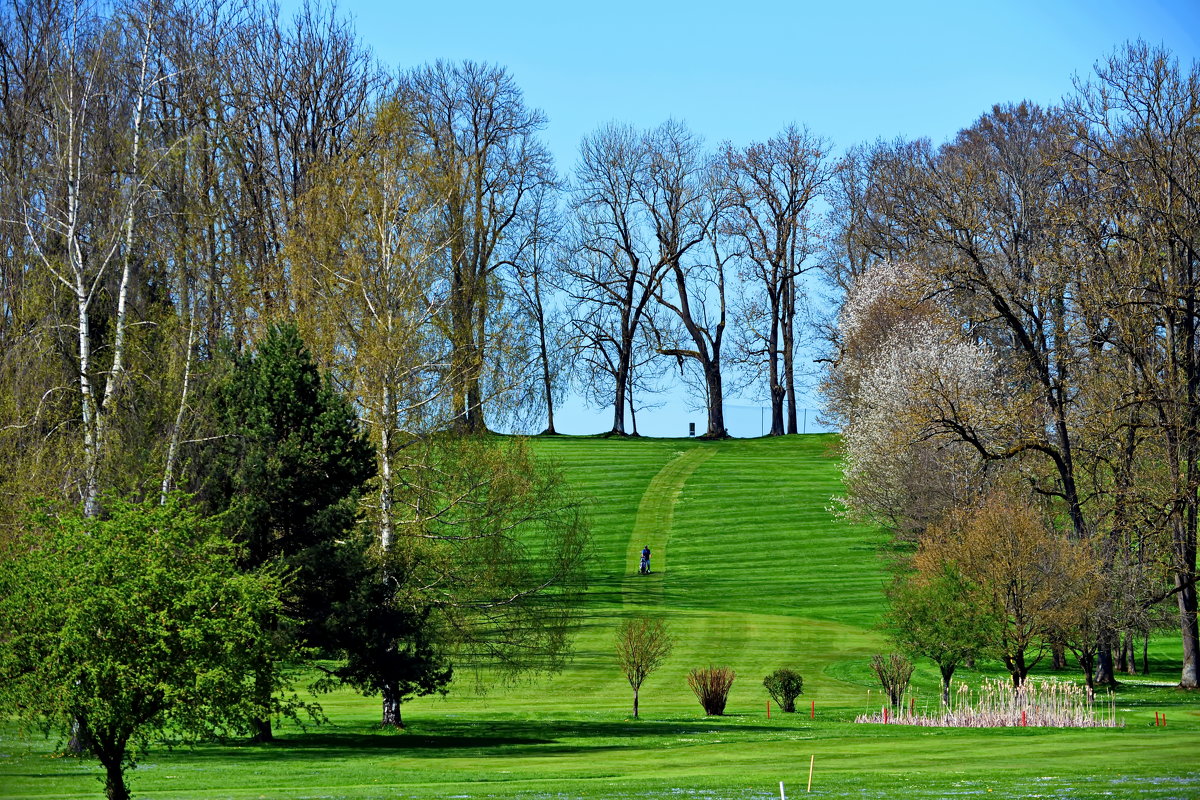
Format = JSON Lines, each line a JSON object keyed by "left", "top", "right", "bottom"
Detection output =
{"left": 0, "top": 436, "right": 1198, "bottom": 799}
{"left": 0, "top": 495, "right": 293, "bottom": 800}
{"left": 206, "top": 323, "right": 375, "bottom": 571}
{"left": 200, "top": 323, "right": 376, "bottom": 737}
{"left": 399, "top": 435, "right": 589, "bottom": 677}
{"left": 883, "top": 564, "right": 999, "bottom": 703}
{"left": 762, "top": 667, "right": 804, "bottom": 712}
{"left": 321, "top": 537, "right": 453, "bottom": 726}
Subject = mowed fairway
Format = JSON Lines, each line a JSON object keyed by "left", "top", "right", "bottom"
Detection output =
{"left": 2, "top": 435, "right": 1199, "bottom": 800}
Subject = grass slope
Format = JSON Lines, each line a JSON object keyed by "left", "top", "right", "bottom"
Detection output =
{"left": 2, "top": 434, "right": 1198, "bottom": 800}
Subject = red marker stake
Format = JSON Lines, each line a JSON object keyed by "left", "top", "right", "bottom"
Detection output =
{"left": 767, "top": 700, "right": 771, "bottom": 719}
{"left": 811, "top": 699, "right": 815, "bottom": 720}
{"left": 883, "top": 706, "right": 889, "bottom": 724}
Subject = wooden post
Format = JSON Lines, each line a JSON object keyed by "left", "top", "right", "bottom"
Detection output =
{"left": 807, "top": 754, "right": 815, "bottom": 792}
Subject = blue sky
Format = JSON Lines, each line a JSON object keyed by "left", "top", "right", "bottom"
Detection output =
{"left": 282, "top": 0, "right": 1200, "bottom": 436}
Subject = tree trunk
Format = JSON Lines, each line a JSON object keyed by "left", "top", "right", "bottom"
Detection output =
{"left": 610, "top": 349, "right": 630, "bottom": 436}
{"left": 382, "top": 682, "right": 404, "bottom": 728}
{"left": 767, "top": 291, "right": 786, "bottom": 436}
{"left": 161, "top": 311, "right": 197, "bottom": 504}
{"left": 703, "top": 360, "right": 726, "bottom": 438}
{"left": 782, "top": 276, "right": 798, "bottom": 434}
{"left": 939, "top": 664, "right": 954, "bottom": 707}
{"left": 1175, "top": 569, "right": 1200, "bottom": 688}
{"left": 379, "top": 383, "right": 394, "bottom": 550}
{"left": 1051, "top": 639, "right": 1067, "bottom": 671}
{"left": 1094, "top": 632, "right": 1116, "bottom": 687}
{"left": 250, "top": 670, "right": 274, "bottom": 742}
{"left": 632, "top": 686, "right": 640, "bottom": 719}
{"left": 101, "top": 757, "right": 129, "bottom": 800}
{"left": 534, "top": 272, "right": 557, "bottom": 435}
{"left": 1004, "top": 649, "right": 1028, "bottom": 687}
{"left": 1120, "top": 631, "right": 1137, "bottom": 675}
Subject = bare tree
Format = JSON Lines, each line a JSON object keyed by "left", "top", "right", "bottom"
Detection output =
{"left": 615, "top": 616, "right": 672, "bottom": 719}
{"left": 566, "top": 122, "right": 671, "bottom": 436}
{"left": 16, "top": 0, "right": 167, "bottom": 517}
{"left": 645, "top": 121, "right": 730, "bottom": 438}
{"left": 401, "top": 60, "right": 555, "bottom": 432}
{"left": 724, "top": 125, "right": 831, "bottom": 435}
{"left": 1069, "top": 42, "right": 1200, "bottom": 688}
{"left": 508, "top": 182, "right": 568, "bottom": 434}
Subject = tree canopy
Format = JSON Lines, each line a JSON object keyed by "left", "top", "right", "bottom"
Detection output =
{"left": 0, "top": 496, "right": 294, "bottom": 800}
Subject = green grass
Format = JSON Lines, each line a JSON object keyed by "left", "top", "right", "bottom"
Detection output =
{"left": 3, "top": 434, "right": 1198, "bottom": 799}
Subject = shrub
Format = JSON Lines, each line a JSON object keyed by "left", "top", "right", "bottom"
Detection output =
{"left": 762, "top": 668, "right": 804, "bottom": 712}
{"left": 688, "top": 666, "right": 736, "bottom": 715}
{"left": 870, "top": 653, "right": 914, "bottom": 708}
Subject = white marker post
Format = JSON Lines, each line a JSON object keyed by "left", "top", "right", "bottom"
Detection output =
{"left": 780, "top": 780, "right": 786, "bottom": 799}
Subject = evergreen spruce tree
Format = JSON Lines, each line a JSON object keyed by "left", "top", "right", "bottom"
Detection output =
{"left": 205, "top": 323, "right": 376, "bottom": 740}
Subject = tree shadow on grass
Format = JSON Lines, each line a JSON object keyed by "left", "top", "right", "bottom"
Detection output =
{"left": 193, "top": 717, "right": 785, "bottom": 762}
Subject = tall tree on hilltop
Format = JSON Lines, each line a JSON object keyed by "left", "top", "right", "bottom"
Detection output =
{"left": 645, "top": 121, "right": 730, "bottom": 438}
{"left": 724, "top": 126, "right": 832, "bottom": 435}
{"left": 566, "top": 122, "right": 670, "bottom": 436}
{"left": 401, "top": 60, "right": 555, "bottom": 433}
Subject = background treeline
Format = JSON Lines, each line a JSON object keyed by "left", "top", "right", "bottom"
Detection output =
{"left": 822, "top": 44, "right": 1200, "bottom": 692}
{"left": 0, "top": 0, "right": 831, "bottom": 517}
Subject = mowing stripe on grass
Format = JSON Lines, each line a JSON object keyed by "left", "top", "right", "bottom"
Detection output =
{"left": 623, "top": 446, "right": 715, "bottom": 609}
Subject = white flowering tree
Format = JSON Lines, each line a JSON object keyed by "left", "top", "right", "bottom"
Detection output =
{"left": 824, "top": 260, "right": 998, "bottom": 538}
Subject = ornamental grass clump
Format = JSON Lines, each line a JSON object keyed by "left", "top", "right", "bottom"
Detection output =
{"left": 762, "top": 668, "right": 804, "bottom": 712}
{"left": 687, "top": 666, "right": 735, "bottom": 715}
{"left": 855, "top": 678, "right": 1122, "bottom": 728}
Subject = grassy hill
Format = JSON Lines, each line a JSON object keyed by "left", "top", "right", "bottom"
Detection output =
{"left": 2, "top": 435, "right": 1198, "bottom": 799}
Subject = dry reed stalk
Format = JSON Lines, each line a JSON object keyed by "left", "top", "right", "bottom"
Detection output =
{"left": 854, "top": 679, "right": 1123, "bottom": 728}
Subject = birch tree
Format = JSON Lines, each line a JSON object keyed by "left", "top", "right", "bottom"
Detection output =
{"left": 19, "top": 0, "right": 163, "bottom": 517}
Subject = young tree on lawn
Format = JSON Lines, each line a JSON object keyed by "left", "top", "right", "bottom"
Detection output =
{"left": 0, "top": 496, "right": 294, "bottom": 800}
{"left": 615, "top": 616, "right": 673, "bottom": 719}
{"left": 869, "top": 653, "right": 914, "bottom": 710}
{"left": 885, "top": 564, "right": 999, "bottom": 705}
